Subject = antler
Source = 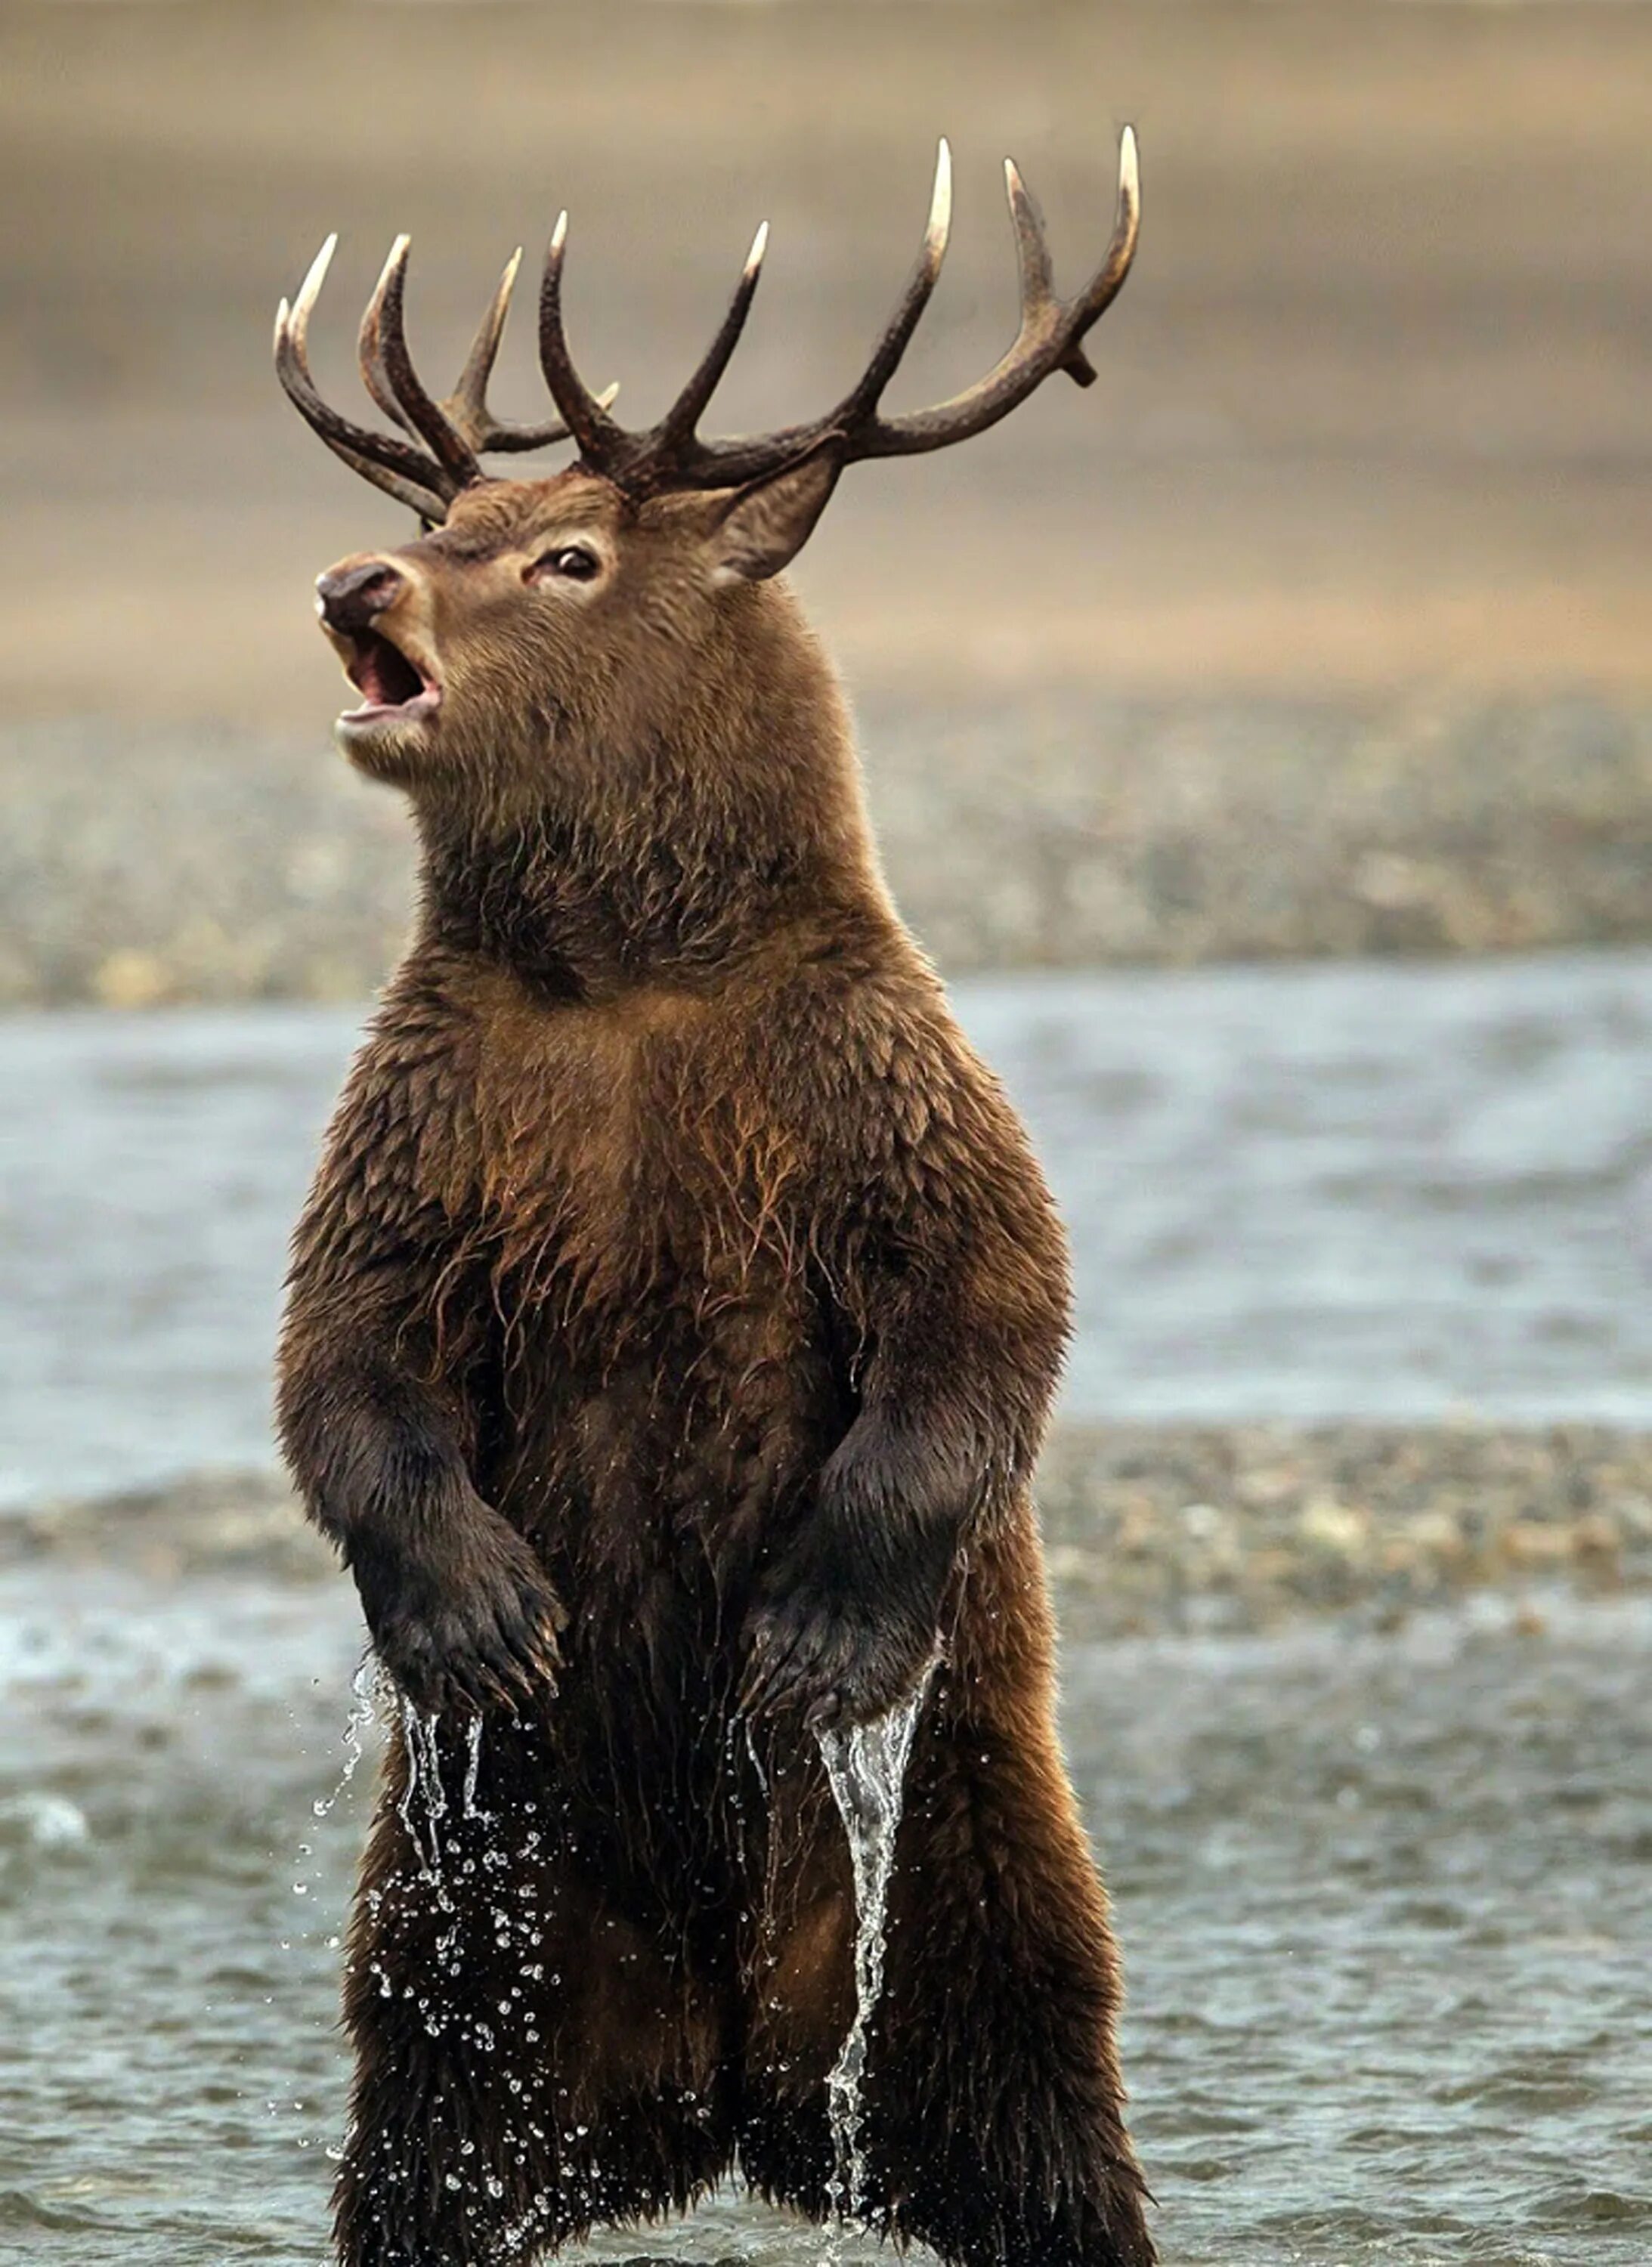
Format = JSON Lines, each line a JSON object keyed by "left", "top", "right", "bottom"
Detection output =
{"left": 277, "top": 126, "right": 1138, "bottom": 518}
{"left": 357, "top": 240, "right": 589, "bottom": 462}
{"left": 536, "top": 125, "right": 1140, "bottom": 500}
{"left": 275, "top": 238, "right": 452, "bottom": 520}
{"left": 275, "top": 234, "right": 612, "bottom": 519}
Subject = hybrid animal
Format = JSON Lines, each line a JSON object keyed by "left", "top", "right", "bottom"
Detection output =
{"left": 275, "top": 128, "right": 1153, "bottom": 2267}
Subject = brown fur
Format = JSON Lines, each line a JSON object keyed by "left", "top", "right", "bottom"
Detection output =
{"left": 277, "top": 468, "right": 1155, "bottom": 2265}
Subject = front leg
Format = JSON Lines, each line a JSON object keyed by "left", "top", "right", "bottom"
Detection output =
{"left": 742, "top": 1019, "right": 1072, "bottom": 1733}
{"left": 279, "top": 1017, "right": 567, "bottom": 1715}
{"left": 741, "top": 1412, "right": 964, "bottom": 1729}
{"left": 282, "top": 1358, "right": 566, "bottom": 1715}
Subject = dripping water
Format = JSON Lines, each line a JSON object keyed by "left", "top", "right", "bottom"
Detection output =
{"left": 462, "top": 1712, "right": 487, "bottom": 1819}
{"left": 311, "top": 1656, "right": 382, "bottom": 1820}
{"left": 815, "top": 1666, "right": 934, "bottom": 2244}
{"left": 398, "top": 1697, "right": 450, "bottom": 1877}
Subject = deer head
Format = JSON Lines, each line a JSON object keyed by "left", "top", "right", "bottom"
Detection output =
{"left": 276, "top": 132, "right": 1139, "bottom": 959}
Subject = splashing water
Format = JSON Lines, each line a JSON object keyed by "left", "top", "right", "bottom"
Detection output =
{"left": 398, "top": 1698, "right": 450, "bottom": 1876}
{"left": 816, "top": 1667, "right": 934, "bottom": 2243}
{"left": 311, "top": 1656, "right": 382, "bottom": 1821}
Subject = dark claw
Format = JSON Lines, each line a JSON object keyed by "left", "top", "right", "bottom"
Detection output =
{"left": 364, "top": 1529, "right": 565, "bottom": 1719}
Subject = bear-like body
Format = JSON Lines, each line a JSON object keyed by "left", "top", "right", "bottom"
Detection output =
{"left": 278, "top": 522, "right": 1154, "bottom": 2267}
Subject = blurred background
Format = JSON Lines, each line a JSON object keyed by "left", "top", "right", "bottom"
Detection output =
{"left": 2, "top": 7, "right": 1650, "bottom": 2266}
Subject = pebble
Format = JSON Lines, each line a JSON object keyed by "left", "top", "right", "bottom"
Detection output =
{"left": 5, "top": 691, "right": 1652, "bottom": 1001}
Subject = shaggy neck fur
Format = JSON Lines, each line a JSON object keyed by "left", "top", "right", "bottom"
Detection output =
{"left": 410, "top": 584, "right": 896, "bottom": 1000}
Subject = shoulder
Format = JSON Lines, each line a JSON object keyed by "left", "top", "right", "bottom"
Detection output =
{"left": 746, "top": 940, "right": 1047, "bottom": 1208}
{"left": 316, "top": 956, "right": 485, "bottom": 1214}
{"left": 750, "top": 949, "right": 1070, "bottom": 1345}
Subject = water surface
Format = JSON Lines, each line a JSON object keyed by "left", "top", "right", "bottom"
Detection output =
{"left": 3, "top": 1570, "right": 1647, "bottom": 2266}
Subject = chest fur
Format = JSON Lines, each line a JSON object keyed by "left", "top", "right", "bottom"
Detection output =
{"left": 441, "top": 988, "right": 840, "bottom": 1560}
{"left": 454, "top": 984, "right": 809, "bottom": 1338}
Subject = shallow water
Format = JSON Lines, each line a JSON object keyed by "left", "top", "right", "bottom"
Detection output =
{"left": 3, "top": 949, "right": 1651, "bottom": 1503}
{"left": 3, "top": 1569, "right": 1648, "bottom": 2266}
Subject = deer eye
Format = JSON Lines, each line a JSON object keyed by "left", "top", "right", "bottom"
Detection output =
{"left": 532, "top": 544, "right": 601, "bottom": 583}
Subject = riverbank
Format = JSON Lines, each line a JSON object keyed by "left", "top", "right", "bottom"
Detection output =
{"left": 5, "top": 691, "right": 1652, "bottom": 1004}
{"left": 11, "top": 1421, "right": 1648, "bottom": 1642}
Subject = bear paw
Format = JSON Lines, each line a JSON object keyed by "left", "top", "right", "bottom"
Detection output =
{"left": 357, "top": 1513, "right": 567, "bottom": 1717}
{"left": 740, "top": 1592, "right": 933, "bottom": 1732}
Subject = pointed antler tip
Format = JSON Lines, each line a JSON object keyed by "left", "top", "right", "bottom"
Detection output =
{"left": 550, "top": 211, "right": 569, "bottom": 252}
{"left": 927, "top": 138, "right": 954, "bottom": 244}
{"left": 747, "top": 219, "right": 770, "bottom": 271}
{"left": 1119, "top": 124, "right": 1140, "bottom": 191}
{"left": 295, "top": 235, "right": 338, "bottom": 311}
{"left": 370, "top": 237, "right": 407, "bottom": 297}
{"left": 596, "top": 381, "right": 620, "bottom": 410}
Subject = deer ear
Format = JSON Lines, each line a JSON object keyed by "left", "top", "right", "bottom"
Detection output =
{"left": 705, "top": 448, "right": 842, "bottom": 584}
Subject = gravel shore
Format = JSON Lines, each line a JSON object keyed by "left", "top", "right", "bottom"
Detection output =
{"left": 5, "top": 692, "right": 1652, "bottom": 1005}
{"left": 10, "top": 1423, "right": 1648, "bottom": 1643}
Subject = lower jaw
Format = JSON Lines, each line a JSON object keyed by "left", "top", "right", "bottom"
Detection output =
{"left": 333, "top": 709, "right": 435, "bottom": 781}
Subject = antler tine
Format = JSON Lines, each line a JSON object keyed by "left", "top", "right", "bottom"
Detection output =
{"left": 1001, "top": 157, "right": 1098, "bottom": 384}
{"left": 368, "top": 238, "right": 484, "bottom": 484}
{"left": 450, "top": 247, "right": 521, "bottom": 427}
{"left": 1053, "top": 120, "right": 1139, "bottom": 385}
{"left": 850, "top": 121, "right": 1140, "bottom": 458}
{"left": 655, "top": 221, "right": 769, "bottom": 453}
{"left": 440, "top": 249, "right": 583, "bottom": 456}
{"left": 837, "top": 138, "right": 954, "bottom": 421}
{"left": 1002, "top": 158, "right": 1056, "bottom": 312}
{"left": 274, "top": 236, "right": 453, "bottom": 521}
{"left": 538, "top": 213, "right": 629, "bottom": 469}
{"left": 356, "top": 251, "right": 416, "bottom": 438}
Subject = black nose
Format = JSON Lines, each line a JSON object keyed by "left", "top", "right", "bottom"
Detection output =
{"left": 316, "top": 559, "right": 406, "bottom": 637}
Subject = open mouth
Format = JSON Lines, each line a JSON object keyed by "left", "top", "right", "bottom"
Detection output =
{"left": 339, "top": 628, "right": 442, "bottom": 728}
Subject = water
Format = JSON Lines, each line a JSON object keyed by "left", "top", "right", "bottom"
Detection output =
{"left": 817, "top": 1675, "right": 933, "bottom": 2237}
{"left": 4, "top": 949, "right": 1652, "bottom": 1504}
{"left": 5, "top": 1562, "right": 1648, "bottom": 2266}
